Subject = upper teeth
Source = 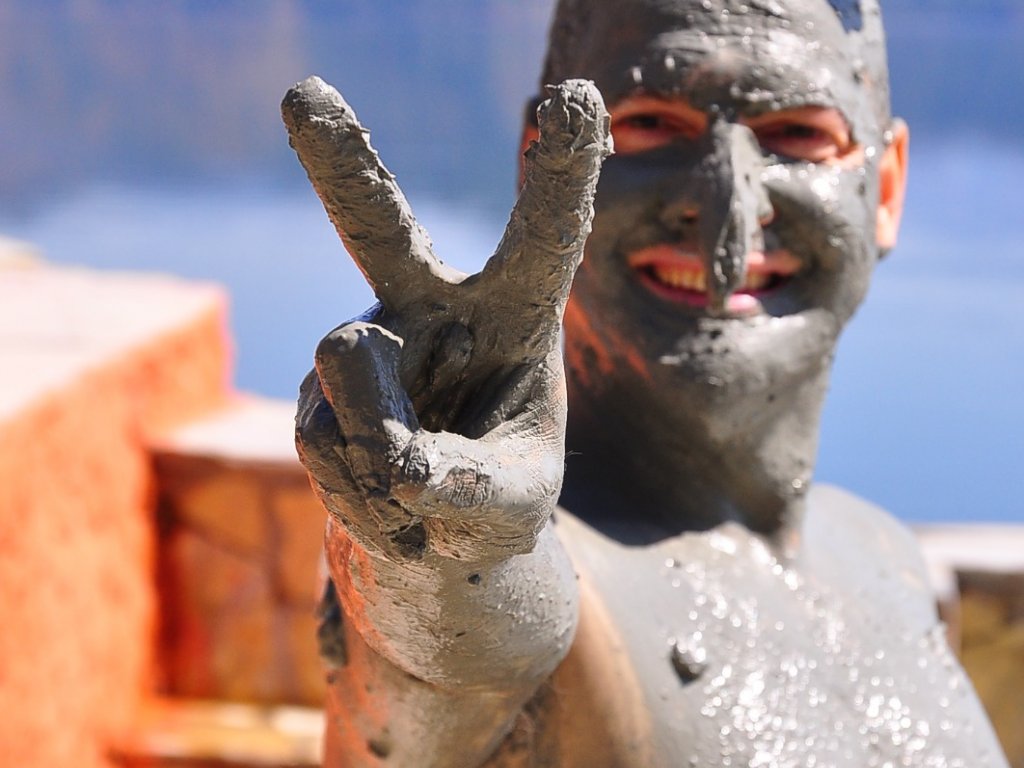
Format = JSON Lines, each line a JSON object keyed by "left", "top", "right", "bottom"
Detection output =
{"left": 651, "top": 266, "right": 770, "bottom": 293}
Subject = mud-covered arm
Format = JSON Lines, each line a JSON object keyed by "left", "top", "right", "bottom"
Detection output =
{"left": 283, "top": 76, "right": 610, "bottom": 767}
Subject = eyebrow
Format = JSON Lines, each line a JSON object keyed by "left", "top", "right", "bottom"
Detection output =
{"left": 610, "top": 94, "right": 706, "bottom": 118}
{"left": 613, "top": 95, "right": 851, "bottom": 130}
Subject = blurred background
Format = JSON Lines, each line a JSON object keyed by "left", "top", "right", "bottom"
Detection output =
{"left": 1, "top": 0, "right": 1021, "bottom": 524}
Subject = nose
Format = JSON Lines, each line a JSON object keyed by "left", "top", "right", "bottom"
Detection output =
{"left": 694, "top": 117, "right": 773, "bottom": 313}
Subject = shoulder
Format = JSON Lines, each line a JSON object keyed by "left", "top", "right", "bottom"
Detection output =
{"left": 805, "top": 483, "right": 926, "bottom": 570}
{"left": 803, "top": 483, "right": 939, "bottom": 632}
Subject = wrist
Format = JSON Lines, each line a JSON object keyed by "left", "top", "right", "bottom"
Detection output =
{"left": 326, "top": 519, "right": 579, "bottom": 691}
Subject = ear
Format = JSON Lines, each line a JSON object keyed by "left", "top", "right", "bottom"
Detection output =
{"left": 518, "top": 123, "right": 541, "bottom": 189}
{"left": 875, "top": 118, "right": 909, "bottom": 250}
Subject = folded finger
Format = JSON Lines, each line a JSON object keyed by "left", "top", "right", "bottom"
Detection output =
{"left": 314, "top": 321, "right": 419, "bottom": 495}
{"left": 391, "top": 367, "right": 566, "bottom": 559}
{"left": 297, "top": 366, "right": 424, "bottom": 558}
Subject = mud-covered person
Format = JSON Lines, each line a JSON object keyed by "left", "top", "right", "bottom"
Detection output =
{"left": 283, "top": 1, "right": 1009, "bottom": 766}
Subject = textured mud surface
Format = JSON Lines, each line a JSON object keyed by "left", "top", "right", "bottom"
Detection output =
{"left": 546, "top": 0, "right": 898, "bottom": 539}
{"left": 552, "top": 488, "right": 1007, "bottom": 767}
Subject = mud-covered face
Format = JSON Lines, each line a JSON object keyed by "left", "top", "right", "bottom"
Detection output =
{"left": 550, "top": 0, "right": 904, "bottom": 437}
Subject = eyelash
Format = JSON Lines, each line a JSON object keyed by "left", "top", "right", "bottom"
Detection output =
{"left": 613, "top": 114, "right": 845, "bottom": 161}
{"left": 754, "top": 125, "right": 842, "bottom": 160}
{"left": 768, "top": 125, "right": 827, "bottom": 140}
{"left": 621, "top": 114, "right": 699, "bottom": 137}
{"left": 624, "top": 115, "right": 661, "bottom": 129}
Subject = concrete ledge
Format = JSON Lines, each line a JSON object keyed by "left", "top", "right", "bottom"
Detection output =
{"left": 917, "top": 525, "right": 1024, "bottom": 767}
{"left": 0, "top": 262, "right": 231, "bottom": 427}
{"left": 113, "top": 697, "right": 322, "bottom": 768}
{"left": 156, "top": 395, "right": 299, "bottom": 466}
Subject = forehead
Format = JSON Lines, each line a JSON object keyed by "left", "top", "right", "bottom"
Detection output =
{"left": 550, "top": 0, "right": 876, "bottom": 130}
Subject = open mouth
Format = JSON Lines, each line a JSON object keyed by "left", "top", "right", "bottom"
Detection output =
{"left": 629, "top": 246, "right": 800, "bottom": 316}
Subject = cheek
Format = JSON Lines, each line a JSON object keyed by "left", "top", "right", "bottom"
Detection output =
{"left": 761, "top": 162, "right": 883, "bottom": 322}
{"left": 565, "top": 262, "right": 653, "bottom": 387}
{"left": 826, "top": 166, "right": 884, "bottom": 291}
{"left": 563, "top": 292, "right": 616, "bottom": 391}
{"left": 591, "top": 156, "right": 666, "bottom": 233}
{"left": 768, "top": 163, "right": 879, "bottom": 266}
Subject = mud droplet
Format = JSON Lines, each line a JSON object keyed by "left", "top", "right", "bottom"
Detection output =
{"left": 671, "top": 635, "right": 709, "bottom": 683}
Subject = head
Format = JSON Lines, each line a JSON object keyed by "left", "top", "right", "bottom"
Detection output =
{"left": 524, "top": 0, "right": 909, "bottom": 531}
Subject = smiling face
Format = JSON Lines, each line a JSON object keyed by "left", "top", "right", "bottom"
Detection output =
{"left": 532, "top": 0, "right": 909, "bottom": 528}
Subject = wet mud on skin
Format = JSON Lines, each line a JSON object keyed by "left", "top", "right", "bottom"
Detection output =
{"left": 542, "top": 0, "right": 894, "bottom": 538}
{"left": 553, "top": 488, "right": 1006, "bottom": 768}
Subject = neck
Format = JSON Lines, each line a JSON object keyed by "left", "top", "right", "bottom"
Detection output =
{"left": 560, "top": 365, "right": 830, "bottom": 547}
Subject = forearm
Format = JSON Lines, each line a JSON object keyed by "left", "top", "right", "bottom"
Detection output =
{"left": 325, "top": 517, "right": 578, "bottom": 689}
{"left": 323, "top": 632, "right": 534, "bottom": 768}
{"left": 321, "top": 520, "right": 578, "bottom": 767}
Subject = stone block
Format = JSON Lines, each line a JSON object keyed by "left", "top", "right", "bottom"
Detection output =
{"left": 281, "top": 604, "right": 328, "bottom": 706}
{"left": 161, "top": 528, "right": 277, "bottom": 702}
{"left": 272, "top": 483, "right": 326, "bottom": 606}
{"left": 0, "top": 262, "right": 230, "bottom": 767}
{"left": 158, "top": 456, "right": 269, "bottom": 556}
{"left": 153, "top": 396, "right": 327, "bottom": 706}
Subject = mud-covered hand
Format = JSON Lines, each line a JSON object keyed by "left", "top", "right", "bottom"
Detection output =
{"left": 283, "top": 77, "right": 609, "bottom": 695}
{"left": 285, "top": 76, "right": 609, "bottom": 563}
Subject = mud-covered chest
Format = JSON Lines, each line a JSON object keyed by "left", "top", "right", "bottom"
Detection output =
{"left": 561, "top": 527, "right": 990, "bottom": 768}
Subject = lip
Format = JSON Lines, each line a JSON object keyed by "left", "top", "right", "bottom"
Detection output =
{"left": 627, "top": 245, "right": 802, "bottom": 316}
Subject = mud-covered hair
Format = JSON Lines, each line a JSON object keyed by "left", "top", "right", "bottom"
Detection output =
{"left": 540, "top": 0, "right": 893, "bottom": 127}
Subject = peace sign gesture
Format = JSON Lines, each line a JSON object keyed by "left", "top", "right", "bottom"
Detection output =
{"left": 286, "top": 76, "right": 610, "bottom": 565}
{"left": 283, "top": 76, "right": 608, "bottom": 766}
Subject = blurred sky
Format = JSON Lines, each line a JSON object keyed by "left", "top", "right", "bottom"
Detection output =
{"left": 1, "top": 0, "right": 1021, "bottom": 522}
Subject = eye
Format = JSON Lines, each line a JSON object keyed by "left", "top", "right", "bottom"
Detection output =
{"left": 610, "top": 99, "right": 705, "bottom": 154}
{"left": 749, "top": 108, "right": 854, "bottom": 163}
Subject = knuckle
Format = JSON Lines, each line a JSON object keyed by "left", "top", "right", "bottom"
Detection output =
{"left": 295, "top": 377, "right": 358, "bottom": 495}
{"left": 395, "top": 436, "right": 431, "bottom": 489}
{"left": 316, "top": 324, "right": 363, "bottom": 362}
{"left": 296, "top": 380, "right": 335, "bottom": 452}
{"left": 295, "top": 409, "right": 342, "bottom": 474}
{"left": 316, "top": 321, "right": 405, "bottom": 380}
{"left": 436, "top": 464, "right": 493, "bottom": 509}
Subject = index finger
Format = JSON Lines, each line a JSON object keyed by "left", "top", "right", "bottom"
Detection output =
{"left": 282, "top": 76, "right": 460, "bottom": 310}
{"left": 480, "top": 80, "right": 611, "bottom": 327}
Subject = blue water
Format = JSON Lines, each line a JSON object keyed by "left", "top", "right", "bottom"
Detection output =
{"left": 4, "top": 136, "right": 1022, "bottom": 524}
